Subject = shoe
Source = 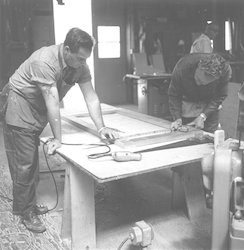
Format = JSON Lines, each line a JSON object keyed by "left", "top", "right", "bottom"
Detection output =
{"left": 13, "top": 204, "right": 49, "bottom": 216}
{"left": 34, "top": 204, "right": 49, "bottom": 215}
{"left": 22, "top": 210, "right": 46, "bottom": 233}
{"left": 206, "top": 194, "right": 213, "bottom": 209}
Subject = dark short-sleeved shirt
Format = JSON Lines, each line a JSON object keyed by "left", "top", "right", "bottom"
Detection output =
{"left": 6, "top": 44, "right": 91, "bottom": 131}
{"left": 167, "top": 53, "right": 232, "bottom": 120}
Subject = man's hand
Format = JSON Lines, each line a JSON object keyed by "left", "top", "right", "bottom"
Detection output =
{"left": 46, "top": 138, "right": 62, "bottom": 155}
{"left": 187, "top": 115, "right": 204, "bottom": 129}
{"left": 170, "top": 118, "right": 182, "bottom": 131}
{"left": 98, "top": 127, "right": 121, "bottom": 139}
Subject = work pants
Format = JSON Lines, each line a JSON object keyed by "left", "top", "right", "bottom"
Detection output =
{"left": 182, "top": 110, "right": 219, "bottom": 134}
{"left": 3, "top": 120, "right": 42, "bottom": 217}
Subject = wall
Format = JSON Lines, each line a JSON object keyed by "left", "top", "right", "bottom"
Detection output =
{"left": 0, "top": 0, "right": 55, "bottom": 91}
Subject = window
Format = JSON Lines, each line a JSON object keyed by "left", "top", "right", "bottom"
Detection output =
{"left": 225, "top": 20, "right": 233, "bottom": 51}
{"left": 97, "top": 26, "right": 120, "bottom": 58}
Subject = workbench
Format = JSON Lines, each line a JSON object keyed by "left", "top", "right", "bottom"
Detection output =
{"left": 41, "top": 104, "right": 214, "bottom": 250}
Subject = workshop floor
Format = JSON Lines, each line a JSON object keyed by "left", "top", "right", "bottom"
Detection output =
{"left": 0, "top": 104, "right": 212, "bottom": 250}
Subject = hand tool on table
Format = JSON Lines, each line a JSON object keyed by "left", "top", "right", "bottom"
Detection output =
{"left": 88, "top": 151, "right": 142, "bottom": 162}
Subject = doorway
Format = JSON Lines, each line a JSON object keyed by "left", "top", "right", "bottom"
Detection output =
{"left": 92, "top": 0, "right": 127, "bottom": 105}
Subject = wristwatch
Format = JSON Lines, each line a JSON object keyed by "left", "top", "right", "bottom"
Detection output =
{"left": 200, "top": 113, "right": 207, "bottom": 121}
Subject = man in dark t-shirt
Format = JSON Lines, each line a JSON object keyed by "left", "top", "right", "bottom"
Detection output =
{"left": 168, "top": 53, "right": 232, "bottom": 133}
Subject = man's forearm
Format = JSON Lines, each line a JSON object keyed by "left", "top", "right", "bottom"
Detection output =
{"left": 47, "top": 105, "right": 62, "bottom": 141}
{"left": 86, "top": 98, "right": 105, "bottom": 130}
{"left": 168, "top": 96, "right": 182, "bottom": 120}
{"left": 202, "top": 101, "right": 220, "bottom": 117}
{"left": 203, "top": 81, "right": 228, "bottom": 116}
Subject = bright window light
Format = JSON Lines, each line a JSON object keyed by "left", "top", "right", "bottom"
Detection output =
{"left": 97, "top": 26, "right": 120, "bottom": 58}
{"left": 225, "top": 20, "right": 232, "bottom": 51}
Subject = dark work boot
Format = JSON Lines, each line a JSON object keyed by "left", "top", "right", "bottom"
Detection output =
{"left": 13, "top": 204, "right": 48, "bottom": 216}
{"left": 22, "top": 210, "right": 46, "bottom": 233}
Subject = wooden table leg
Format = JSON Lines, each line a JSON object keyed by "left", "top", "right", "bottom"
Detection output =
{"left": 171, "top": 162, "right": 210, "bottom": 226}
{"left": 171, "top": 167, "right": 186, "bottom": 210}
{"left": 182, "top": 162, "right": 209, "bottom": 221}
{"left": 62, "top": 164, "right": 71, "bottom": 239}
{"left": 61, "top": 162, "right": 96, "bottom": 250}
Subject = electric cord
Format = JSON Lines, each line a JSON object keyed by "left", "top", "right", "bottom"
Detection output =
{"left": 87, "top": 144, "right": 111, "bottom": 159}
{"left": 52, "top": 138, "right": 112, "bottom": 159}
{"left": 42, "top": 141, "right": 59, "bottom": 212}
{"left": 117, "top": 236, "right": 131, "bottom": 250}
{"left": 62, "top": 141, "right": 111, "bottom": 157}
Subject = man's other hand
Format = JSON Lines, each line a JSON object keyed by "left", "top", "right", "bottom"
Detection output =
{"left": 46, "top": 138, "right": 62, "bottom": 155}
{"left": 171, "top": 118, "right": 182, "bottom": 131}
{"left": 187, "top": 116, "right": 204, "bottom": 129}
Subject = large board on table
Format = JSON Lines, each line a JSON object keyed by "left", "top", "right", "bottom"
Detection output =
{"left": 61, "top": 107, "right": 202, "bottom": 149}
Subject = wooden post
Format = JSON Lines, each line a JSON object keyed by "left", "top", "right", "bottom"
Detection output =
{"left": 61, "top": 162, "right": 96, "bottom": 250}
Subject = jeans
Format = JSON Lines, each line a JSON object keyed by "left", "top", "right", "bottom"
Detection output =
{"left": 3, "top": 120, "right": 42, "bottom": 217}
{"left": 182, "top": 110, "right": 219, "bottom": 134}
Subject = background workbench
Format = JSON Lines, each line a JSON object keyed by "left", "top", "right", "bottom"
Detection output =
{"left": 124, "top": 73, "right": 172, "bottom": 120}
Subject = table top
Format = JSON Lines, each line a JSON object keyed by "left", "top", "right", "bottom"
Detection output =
{"left": 40, "top": 104, "right": 216, "bottom": 183}
{"left": 56, "top": 138, "right": 214, "bottom": 183}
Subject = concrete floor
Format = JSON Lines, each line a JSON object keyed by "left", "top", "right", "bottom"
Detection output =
{"left": 0, "top": 105, "right": 212, "bottom": 250}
